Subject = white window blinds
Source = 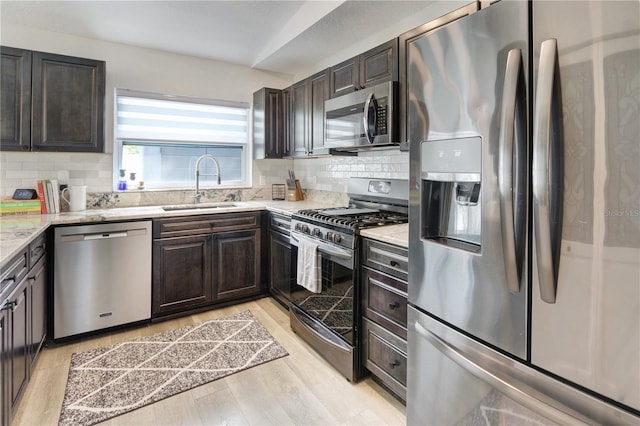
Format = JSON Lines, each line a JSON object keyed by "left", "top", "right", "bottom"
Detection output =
{"left": 116, "top": 93, "right": 249, "bottom": 144}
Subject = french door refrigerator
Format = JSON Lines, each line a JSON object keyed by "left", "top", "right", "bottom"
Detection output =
{"left": 407, "top": 0, "right": 639, "bottom": 424}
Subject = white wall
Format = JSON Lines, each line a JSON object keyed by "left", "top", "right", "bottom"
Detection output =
{"left": 0, "top": 24, "right": 293, "bottom": 197}
{"left": 294, "top": 0, "right": 471, "bottom": 80}
{"left": 0, "top": 1, "right": 459, "bottom": 200}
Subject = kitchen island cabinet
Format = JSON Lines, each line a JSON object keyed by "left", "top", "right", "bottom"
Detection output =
{"left": 152, "top": 211, "right": 265, "bottom": 319}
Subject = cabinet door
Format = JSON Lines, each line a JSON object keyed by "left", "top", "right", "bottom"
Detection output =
{"left": 31, "top": 51, "right": 105, "bottom": 152}
{"left": 289, "top": 80, "right": 309, "bottom": 157}
{"left": 28, "top": 257, "right": 46, "bottom": 365}
{"left": 359, "top": 39, "right": 398, "bottom": 89}
{"left": 309, "top": 70, "right": 330, "bottom": 155}
{"left": 152, "top": 235, "right": 213, "bottom": 317}
{"left": 253, "top": 88, "right": 283, "bottom": 159}
{"left": 269, "top": 229, "right": 292, "bottom": 308}
{"left": 0, "top": 47, "right": 31, "bottom": 152}
{"left": 282, "top": 86, "right": 293, "bottom": 157}
{"left": 212, "top": 229, "right": 262, "bottom": 302}
{"left": 330, "top": 56, "right": 359, "bottom": 97}
{"left": 0, "top": 308, "right": 9, "bottom": 426}
{"left": 7, "top": 280, "right": 28, "bottom": 412}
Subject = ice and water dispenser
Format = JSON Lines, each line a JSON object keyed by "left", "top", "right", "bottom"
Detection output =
{"left": 421, "top": 137, "right": 482, "bottom": 253}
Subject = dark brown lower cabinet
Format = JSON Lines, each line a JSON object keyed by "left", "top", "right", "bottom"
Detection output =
{"left": 0, "top": 235, "right": 47, "bottom": 426}
{"left": 212, "top": 229, "right": 261, "bottom": 302}
{"left": 7, "top": 279, "right": 28, "bottom": 414}
{"left": 152, "top": 212, "right": 265, "bottom": 319}
{"left": 361, "top": 238, "right": 408, "bottom": 402}
{"left": 0, "top": 307, "right": 9, "bottom": 426}
{"left": 28, "top": 256, "right": 46, "bottom": 366}
{"left": 152, "top": 235, "right": 213, "bottom": 317}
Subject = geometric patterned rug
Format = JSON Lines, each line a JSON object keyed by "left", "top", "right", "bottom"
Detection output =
{"left": 58, "top": 310, "right": 288, "bottom": 425}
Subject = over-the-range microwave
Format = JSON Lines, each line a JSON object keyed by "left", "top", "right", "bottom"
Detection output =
{"left": 324, "top": 81, "right": 399, "bottom": 153}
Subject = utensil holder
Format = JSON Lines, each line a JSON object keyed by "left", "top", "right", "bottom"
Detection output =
{"left": 271, "top": 184, "right": 285, "bottom": 200}
{"left": 287, "top": 180, "right": 304, "bottom": 201}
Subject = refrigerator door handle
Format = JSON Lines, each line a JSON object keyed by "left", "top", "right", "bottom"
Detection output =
{"left": 533, "top": 38, "right": 562, "bottom": 304}
{"left": 499, "top": 48, "right": 526, "bottom": 293}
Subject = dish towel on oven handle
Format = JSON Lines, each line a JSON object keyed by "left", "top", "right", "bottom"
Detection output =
{"left": 296, "top": 235, "right": 322, "bottom": 293}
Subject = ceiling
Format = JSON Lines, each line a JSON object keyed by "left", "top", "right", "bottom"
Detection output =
{"left": 0, "top": 0, "right": 434, "bottom": 76}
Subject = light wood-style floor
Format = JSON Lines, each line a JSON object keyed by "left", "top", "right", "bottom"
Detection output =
{"left": 13, "top": 297, "right": 406, "bottom": 425}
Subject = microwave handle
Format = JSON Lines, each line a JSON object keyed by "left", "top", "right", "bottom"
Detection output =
{"left": 362, "top": 92, "right": 375, "bottom": 144}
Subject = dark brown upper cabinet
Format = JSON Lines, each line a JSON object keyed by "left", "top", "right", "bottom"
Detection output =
{"left": 253, "top": 87, "right": 283, "bottom": 159}
{"left": 308, "top": 69, "right": 330, "bottom": 156}
{"left": 329, "top": 38, "right": 398, "bottom": 98}
{"left": 283, "top": 69, "right": 330, "bottom": 158}
{"left": 0, "top": 47, "right": 31, "bottom": 151}
{"left": 0, "top": 47, "right": 105, "bottom": 153}
{"left": 329, "top": 56, "right": 359, "bottom": 98}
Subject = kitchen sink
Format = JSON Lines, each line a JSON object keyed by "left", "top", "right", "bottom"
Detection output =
{"left": 161, "top": 203, "right": 237, "bottom": 211}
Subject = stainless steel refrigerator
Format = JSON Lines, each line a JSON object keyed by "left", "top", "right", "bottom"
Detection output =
{"left": 407, "top": 1, "right": 639, "bottom": 424}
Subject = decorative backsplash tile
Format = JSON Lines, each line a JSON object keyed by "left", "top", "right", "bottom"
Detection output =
{"left": 1, "top": 147, "right": 408, "bottom": 209}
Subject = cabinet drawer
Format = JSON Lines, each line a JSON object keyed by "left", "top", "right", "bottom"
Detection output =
{"left": 362, "top": 238, "right": 408, "bottom": 281}
{"left": 1, "top": 248, "right": 28, "bottom": 296}
{"left": 153, "top": 212, "right": 260, "bottom": 238}
{"left": 362, "top": 317, "right": 407, "bottom": 401}
{"left": 362, "top": 267, "right": 407, "bottom": 338}
{"left": 269, "top": 213, "right": 291, "bottom": 235}
{"left": 29, "top": 232, "right": 47, "bottom": 265}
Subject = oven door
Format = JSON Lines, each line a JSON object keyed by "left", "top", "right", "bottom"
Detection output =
{"left": 289, "top": 231, "right": 359, "bottom": 380}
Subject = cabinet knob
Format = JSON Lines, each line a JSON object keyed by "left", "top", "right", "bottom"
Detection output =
{"left": 389, "top": 260, "right": 399, "bottom": 267}
{"left": 388, "top": 301, "right": 400, "bottom": 310}
{"left": 389, "top": 360, "right": 400, "bottom": 369}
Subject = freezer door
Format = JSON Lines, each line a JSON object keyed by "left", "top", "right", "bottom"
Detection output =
{"left": 531, "top": 1, "right": 640, "bottom": 413}
{"left": 408, "top": 0, "right": 529, "bottom": 358}
{"left": 407, "top": 306, "right": 638, "bottom": 425}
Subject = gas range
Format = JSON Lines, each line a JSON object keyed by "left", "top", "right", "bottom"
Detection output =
{"left": 291, "top": 178, "right": 409, "bottom": 250}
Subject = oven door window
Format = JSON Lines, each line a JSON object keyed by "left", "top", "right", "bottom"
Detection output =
{"left": 291, "top": 249, "right": 355, "bottom": 346}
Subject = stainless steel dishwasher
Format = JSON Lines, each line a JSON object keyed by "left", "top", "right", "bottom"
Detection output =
{"left": 54, "top": 221, "right": 152, "bottom": 339}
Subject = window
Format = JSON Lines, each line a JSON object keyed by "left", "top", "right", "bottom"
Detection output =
{"left": 115, "top": 89, "right": 251, "bottom": 190}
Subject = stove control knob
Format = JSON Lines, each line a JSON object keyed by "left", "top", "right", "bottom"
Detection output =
{"left": 302, "top": 224, "right": 310, "bottom": 234}
{"left": 332, "top": 233, "right": 342, "bottom": 243}
{"left": 294, "top": 223, "right": 301, "bottom": 231}
{"left": 312, "top": 228, "right": 322, "bottom": 237}
{"left": 326, "top": 232, "right": 333, "bottom": 241}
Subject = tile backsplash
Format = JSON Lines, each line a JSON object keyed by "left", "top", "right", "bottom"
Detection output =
{"left": 1, "top": 149, "right": 409, "bottom": 206}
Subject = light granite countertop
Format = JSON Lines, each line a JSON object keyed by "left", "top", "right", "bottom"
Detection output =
{"left": 0, "top": 199, "right": 341, "bottom": 270}
{"left": 359, "top": 223, "right": 409, "bottom": 248}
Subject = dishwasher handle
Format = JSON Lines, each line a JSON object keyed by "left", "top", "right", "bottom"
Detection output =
{"left": 60, "top": 227, "right": 148, "bottom": 242}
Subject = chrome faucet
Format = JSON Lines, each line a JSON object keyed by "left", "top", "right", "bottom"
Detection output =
{"left": 194, "top": 154, "right": 221, "bottom": 203}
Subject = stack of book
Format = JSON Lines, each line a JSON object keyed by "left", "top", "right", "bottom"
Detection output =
{"left": 0, "top": 199, "right": 42, "bottom": 216}
{"left": 35, "top": 180, "right": 61, "bottom": 214}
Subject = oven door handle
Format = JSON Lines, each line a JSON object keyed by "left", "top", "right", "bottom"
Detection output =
{"left": 290, "top": 233, "right": 353, "bottom": 260}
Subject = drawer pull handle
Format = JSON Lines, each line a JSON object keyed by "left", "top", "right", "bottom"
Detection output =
{"left": 1, "top": 276, "right": 16, "bottom": 286}
{"left": 389, "top": 360, "right": 400, "bottom": 369}
{"left": 1, "top": 301, "right": 16, "bottom": 311}
{"left": 389, "top": 301, "right": 400, "bottom": 310}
